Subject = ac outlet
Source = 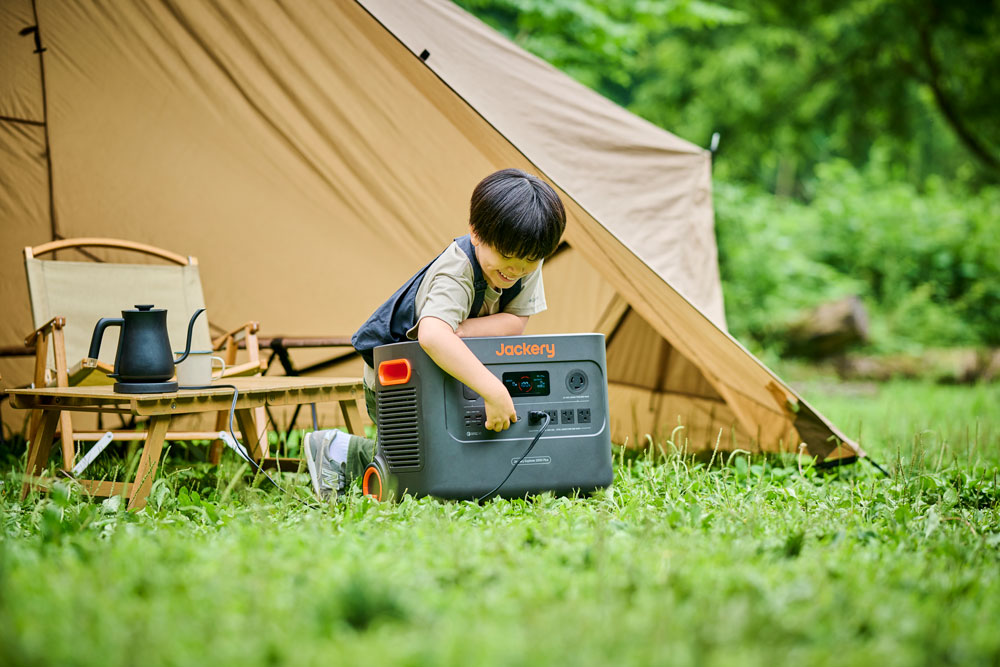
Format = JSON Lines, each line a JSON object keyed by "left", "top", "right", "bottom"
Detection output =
{"left": 560, "top": 409, "right": 575, "bottom": 424}
{"left": 577, "top": 408, "right": 591, "bottom": 424}
{"left": 566, "top": 369, "right": 588, "bottom": 393}
{"left": 544, "top": 409, "right": 559, "bottom": 425}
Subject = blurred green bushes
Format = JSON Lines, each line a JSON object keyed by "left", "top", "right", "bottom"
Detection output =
{"left": 716, "top": 153, "right": 1000, "bottom": 354}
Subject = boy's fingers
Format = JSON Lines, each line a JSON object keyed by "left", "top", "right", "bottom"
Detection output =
{"left": 487, "top": 418, "right": 511, "bottom": 431}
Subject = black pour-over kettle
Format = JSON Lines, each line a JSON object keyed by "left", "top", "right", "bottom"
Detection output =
{"left": 88, "top": 305, "right": 206, "bottom": 394}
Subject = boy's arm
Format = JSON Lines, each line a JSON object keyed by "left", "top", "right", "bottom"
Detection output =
{"left": 417, "top": 316, "right": 517, "bottom": 432}
{"left": 455, "top": 312, "right": 528, "bottom": 338}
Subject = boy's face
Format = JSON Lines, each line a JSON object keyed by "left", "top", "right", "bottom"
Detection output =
{"left": 470, "top": 231, "right": 541, "bottom": 290}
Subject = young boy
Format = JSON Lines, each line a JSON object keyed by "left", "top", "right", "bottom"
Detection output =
{"left": 304, "top": 168, "right": 566, "bottom": 500}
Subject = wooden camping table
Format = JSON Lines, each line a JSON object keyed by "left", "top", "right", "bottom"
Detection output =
{"left": 9, "top": 376, "right": 366, "bottom": 511}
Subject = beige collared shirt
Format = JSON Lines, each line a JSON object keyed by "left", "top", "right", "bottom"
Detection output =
{"left": 363, "top": 240, "right": 546, "bottom": 387}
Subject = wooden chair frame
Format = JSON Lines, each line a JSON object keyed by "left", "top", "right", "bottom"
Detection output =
{"left": 22, "top": 238, "right": 267, "bottom": 471}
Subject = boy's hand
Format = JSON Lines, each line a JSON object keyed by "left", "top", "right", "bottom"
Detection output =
{"left": 484, "top": 390, "right": 517, "bottom": 432}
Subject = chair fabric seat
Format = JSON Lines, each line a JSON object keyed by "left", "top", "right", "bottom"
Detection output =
{"left": 25, "top": 258, "right": 212, "bottom": 371}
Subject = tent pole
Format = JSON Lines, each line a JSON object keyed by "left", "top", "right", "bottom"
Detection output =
{"left": 27, "top": 0, "right": 58, "bottom": 244}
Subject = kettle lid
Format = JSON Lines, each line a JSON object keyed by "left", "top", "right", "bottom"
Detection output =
{"left": 128, "top": 304, "right": 164, "bottom": 312}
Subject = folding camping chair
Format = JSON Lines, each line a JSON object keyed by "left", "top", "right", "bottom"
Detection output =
{"left": 20, "top": 238, "right": 268, "bottom": 472}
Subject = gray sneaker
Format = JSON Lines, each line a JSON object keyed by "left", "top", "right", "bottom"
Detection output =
{"left": 303, "top": 431, "right": 345, "bottom": 500}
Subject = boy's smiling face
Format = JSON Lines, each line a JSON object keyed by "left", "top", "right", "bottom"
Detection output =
{"left": 470, "top": 230, "right": 541, "bottom": 290}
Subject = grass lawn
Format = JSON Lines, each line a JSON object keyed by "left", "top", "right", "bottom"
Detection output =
{"left": 1, "top": 379, "right": 997, "bottom": 666}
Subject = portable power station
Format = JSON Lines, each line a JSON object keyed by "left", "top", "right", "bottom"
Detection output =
{"left": 362, "top": 333, "right": 613, "bottom": 501}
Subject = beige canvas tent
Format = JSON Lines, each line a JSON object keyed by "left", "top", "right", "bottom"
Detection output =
{"left": 0, "top": 0, "right": 863, "bottom": 462}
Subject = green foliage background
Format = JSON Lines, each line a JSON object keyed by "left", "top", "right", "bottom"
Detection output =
{"left": 716, "top": 158, "right": 1000, "bottom": 352}
{"left": 455, "top": 0, "right": 1000, "bottom": 354}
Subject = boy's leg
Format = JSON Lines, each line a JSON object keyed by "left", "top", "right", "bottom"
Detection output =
{"left": 345, "top": 434, "right": 375, "bottom": 486}
{"left": 304, "top": 384, "right": 379, "bottom": 500}
{"left": 303, "top": 429, "right": 375, "bottom": 499}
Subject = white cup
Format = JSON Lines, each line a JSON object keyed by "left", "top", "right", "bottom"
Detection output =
{"left": 175, "top": 351, "right": 226, "bottom": 387}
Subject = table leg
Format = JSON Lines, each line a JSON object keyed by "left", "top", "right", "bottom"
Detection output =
{"left": 235, "top": 408, "right": 266, "bottom": 461}
{"left": 254, "top": 406, "right": 268, "bottom": 456}
{"left": 27, "top": 409, "right": 42, "bottom": 454}
{"left": 340, "top": 396, "right": 364, "bottom": 436}
{"left": 127, "top": 415, "right": 171, "bottom": 511}
{"left": 210, "top": 410, "right": 227, "bottom": 465}
{"left": 21, "top": 409, "right": 60, "bottom": 499}
{"left": 58, "top": 410, "right": 76, "bottom": 472}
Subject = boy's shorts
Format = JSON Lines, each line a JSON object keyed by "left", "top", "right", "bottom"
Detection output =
{"left": 364, "top": 383, "right": 377, "bottom": 423}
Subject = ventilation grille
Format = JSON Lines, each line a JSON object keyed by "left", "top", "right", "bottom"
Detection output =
{"left": 377, "top": 386, "right": 421, "bottom": 470}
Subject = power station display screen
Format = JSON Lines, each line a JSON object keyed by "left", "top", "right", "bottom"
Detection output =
{"left": 502, "top": 370, "right": 550, "bottom": 396}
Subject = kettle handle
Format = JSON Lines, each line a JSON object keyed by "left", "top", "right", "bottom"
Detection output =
{"left": 173, "top": 308, "right": 206, "bottom": 365}
{"left": 88, "top": 318, "right": 123, "bottom": 374}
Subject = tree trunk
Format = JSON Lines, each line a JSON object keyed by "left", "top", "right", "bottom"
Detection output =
{"left": 835, "top": 348, "right": 1000, "bottom": 384}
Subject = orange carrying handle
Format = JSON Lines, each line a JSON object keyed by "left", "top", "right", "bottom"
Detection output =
{"left": 362, "top": 466, "right": 383, "bottom": 501}
{"left": 378, "top": 358, "right": 411, "bottom": 386}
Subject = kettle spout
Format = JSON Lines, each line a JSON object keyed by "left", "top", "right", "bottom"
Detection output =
{"left": 173, "top": 308, "right": 206, "bottom": 364}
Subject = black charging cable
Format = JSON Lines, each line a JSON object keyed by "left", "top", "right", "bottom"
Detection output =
{"left": 477, "top": 410, "right": 552, "bottom": 503}
{"left": 179, "top": 384, "right": 321, "bottom": 510}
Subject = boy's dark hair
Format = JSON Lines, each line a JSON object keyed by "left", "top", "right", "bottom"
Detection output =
{"left": 469, "top": 168, "right": 566, "bottom": 261}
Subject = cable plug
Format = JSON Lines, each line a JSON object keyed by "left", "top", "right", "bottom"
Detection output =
{"left": 528, "top": 410, "right": 550, "bottom": 426}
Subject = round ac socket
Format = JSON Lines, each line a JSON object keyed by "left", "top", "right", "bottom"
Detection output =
{"left": 566, "top": 369, "right": 588, "bottom": 394}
